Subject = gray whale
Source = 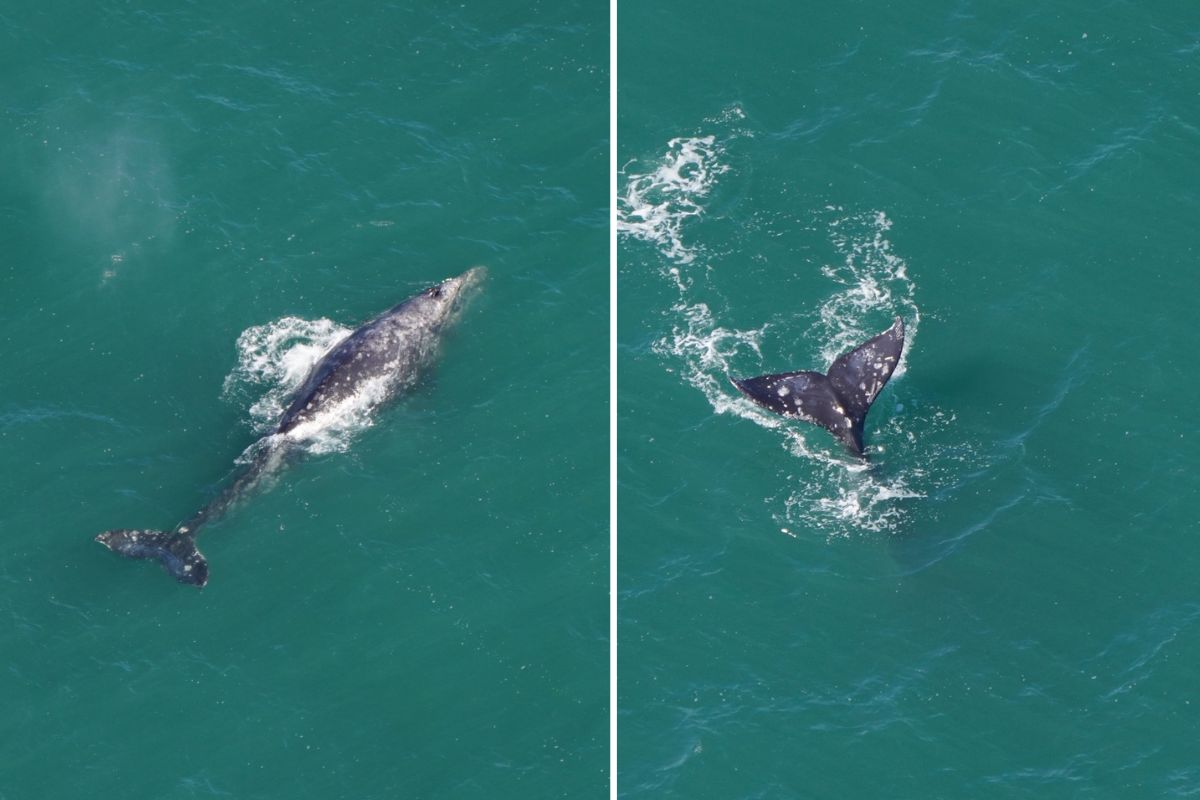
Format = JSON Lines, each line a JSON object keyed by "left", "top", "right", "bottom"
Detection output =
{"left": 731, "top": 316, "right": 905, "bottom": 458}
{"left": 96, "top": 267, "right": 485, "bottom": 587}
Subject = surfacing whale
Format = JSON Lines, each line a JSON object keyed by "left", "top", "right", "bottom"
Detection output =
{"left": 96, "top": 267, "right": 485, "bottom": 587}
{"left": 731, "top": 316, "right": 904, "bottom": 458}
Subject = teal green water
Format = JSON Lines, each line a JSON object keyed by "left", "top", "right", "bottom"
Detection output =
{"left": 619, "top": 3, "right": 1200, "bottom": 797}
{"left": 1, "top": 3, "right": 606, "bottom": 798}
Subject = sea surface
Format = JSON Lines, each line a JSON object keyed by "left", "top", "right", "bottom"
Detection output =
{"left": 618, "top": 2, "right": 1200, "bottom": 798}
{"left": 0, "top": 3, "right": 607, "bottom": 798}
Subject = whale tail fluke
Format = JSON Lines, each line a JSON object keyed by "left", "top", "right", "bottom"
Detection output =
{"left": 731, "top": 316, "right": 905, "bottom": 458}
{"left": 731, "top": 370, "right": 870, "bottom": 455}
{"left": 95, "top": 529, "right": 209, "bottom": 588}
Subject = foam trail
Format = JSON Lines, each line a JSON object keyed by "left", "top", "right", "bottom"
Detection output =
{"left": 777, "top": 210, "right": 927, "bottom": 533}
{"left": 620, "top": 126, "right": 931, "bottom": 535}
{"left": 815, "top": 209, "right": 921, "bottom": 375}
{"left": 618, "top": 135, "right": 728, "bottom": 286}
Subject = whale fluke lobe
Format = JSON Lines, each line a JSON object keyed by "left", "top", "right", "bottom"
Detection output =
{"left": 731, "top": 316, "right": 905, "bottom": 457}
{"left": 96, "top": 529, "right": 209, "bottom": 587}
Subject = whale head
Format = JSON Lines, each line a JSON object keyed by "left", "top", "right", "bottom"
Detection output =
{"left": 409, "top": 266, "right": 486, "bottom": 331}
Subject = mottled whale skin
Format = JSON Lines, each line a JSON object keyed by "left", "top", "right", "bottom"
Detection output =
{"left": 96, "top": 267, "right": 484, "bottom": 587}
{"left": 731, "top": 316, "right": 904, "bottom": 458}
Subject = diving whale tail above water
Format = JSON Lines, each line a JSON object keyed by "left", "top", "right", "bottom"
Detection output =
{"left": 731, "top": 316, "right": 904, "bottom": 458}
{"left": 96, "top": 267, "right": 485, "bottom": 587}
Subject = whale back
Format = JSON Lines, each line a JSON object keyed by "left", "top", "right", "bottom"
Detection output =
{"left": 276, "top": 274, "right": 476, "bottom": 436}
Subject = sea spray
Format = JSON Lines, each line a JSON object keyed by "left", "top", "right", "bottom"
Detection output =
{"left": 620, "top": 126, "right": 933, "bottom": 535}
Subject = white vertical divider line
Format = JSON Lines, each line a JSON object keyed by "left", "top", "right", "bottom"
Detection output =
{"left": 608, "top": 0, "right": 618, "bottom": 797}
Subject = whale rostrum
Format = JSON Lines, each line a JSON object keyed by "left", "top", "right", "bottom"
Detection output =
{"left": 731, "top": 316, "right": 905, "bottom": 458}
{"left": 96, "top": 267, "right": 485, "bottom": 587}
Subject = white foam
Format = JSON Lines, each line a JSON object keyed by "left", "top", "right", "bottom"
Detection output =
{"left": 617, "top": 135, "right": 728, "bottom": 273}
{"left": 652, "top": 302, "right": 774, "bottom": 426}
{"left": 782, "top": 211, "right": 929, "bottom": 533}
{"left": 814, "top": 210, "right": 920, "bottom": 376}
{"left": 624, "top": 130, "right": 930, "bottom": 534}
{"left": 222, "top": 316, "right": 369, "bottom": 454}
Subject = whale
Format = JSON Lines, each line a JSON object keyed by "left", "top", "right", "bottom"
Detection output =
{"left": 96, "top": 267, "right": 485, "bottom": 587}
{"left": 730, "top": 316, "right": 904, "bottom": 458}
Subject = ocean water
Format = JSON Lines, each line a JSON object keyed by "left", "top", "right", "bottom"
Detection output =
{"left": 618, "top": 3, "right": 1200, "bottom": 798}
{"left": 0, "top": 3, "right": 606, "bottom": 798}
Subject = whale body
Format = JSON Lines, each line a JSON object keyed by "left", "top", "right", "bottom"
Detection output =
{"left": 731, "top": 316, "right": 905, "bottom": 458}
{"left": 96, "top": 267, "right": 484, "bottom": 587}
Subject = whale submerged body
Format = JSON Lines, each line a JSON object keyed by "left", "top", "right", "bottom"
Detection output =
{"left": 96, "top": 267, "right": 484, "bottom": 587}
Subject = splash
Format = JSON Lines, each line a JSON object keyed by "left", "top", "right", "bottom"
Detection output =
{"left": 621, "top": 128, "right": 930, "bottom": 535}
{"left": 221, "top": 316, "right": 371, "bottom": 454}
{"left": 813, "top": 209, "right": 921, "bottom": 375}
{"left": 657, "top": 302, "right": 769, "bottom": 418}
{"left": 617, "top": 135, "right": 728, "bottom": 278}
{"left": 770, "top": 210, "right": 927, "bottom": 534}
